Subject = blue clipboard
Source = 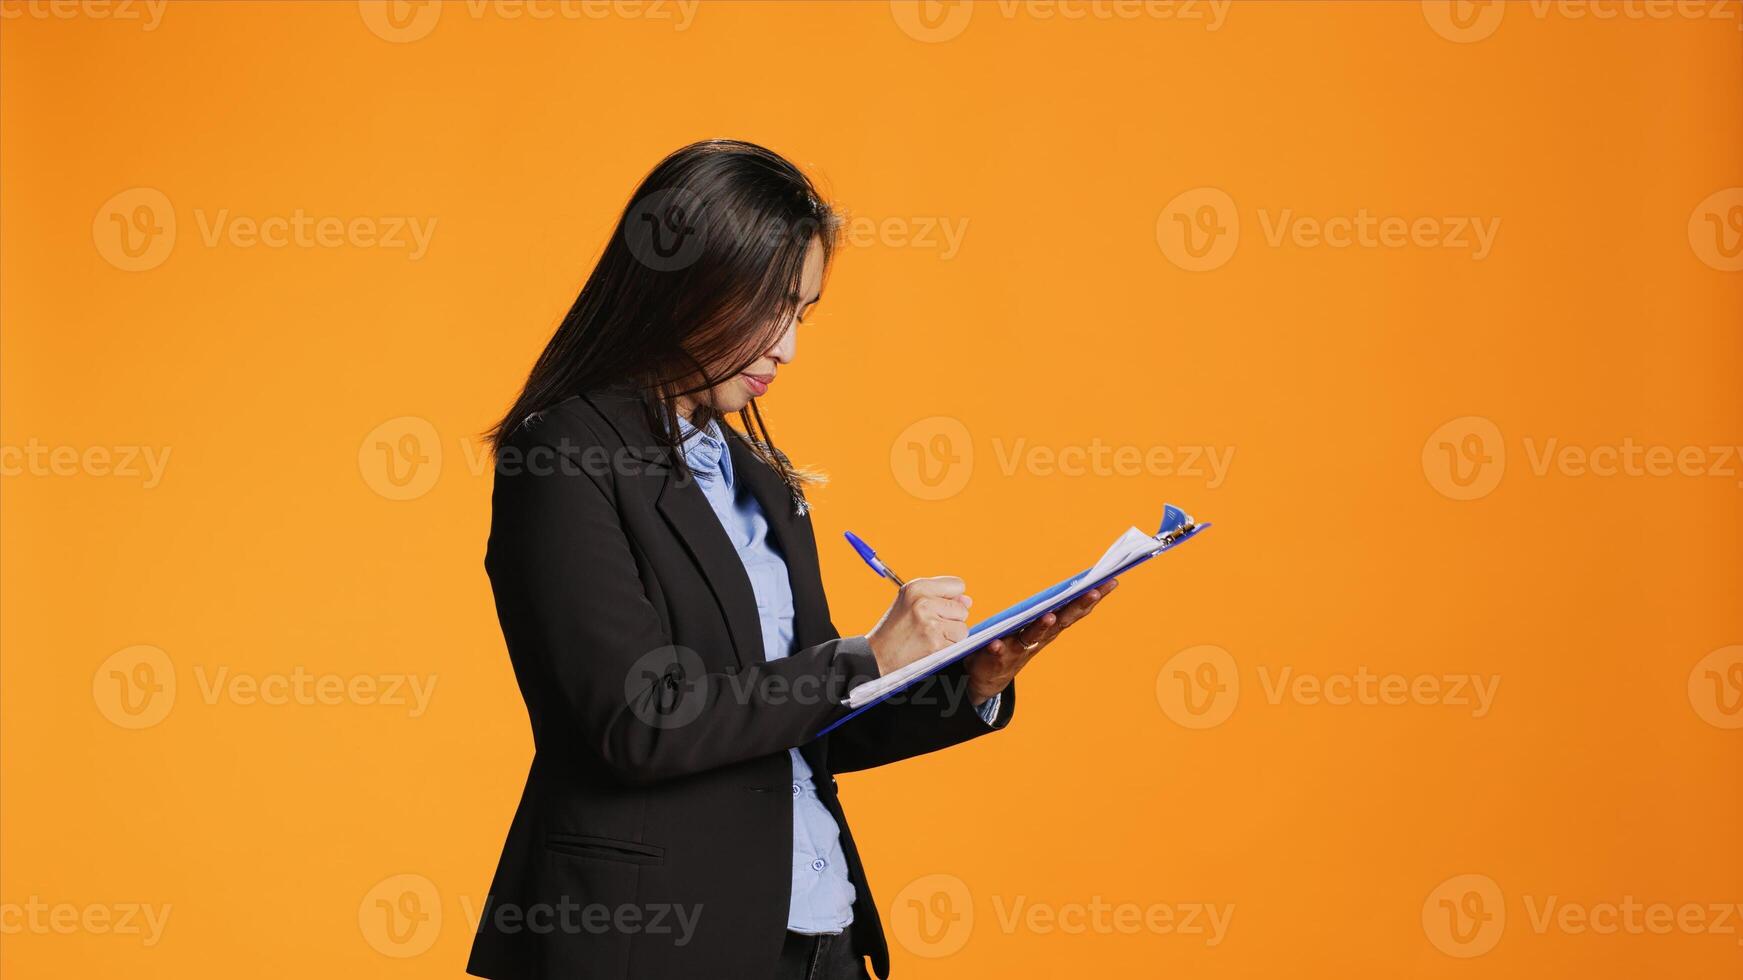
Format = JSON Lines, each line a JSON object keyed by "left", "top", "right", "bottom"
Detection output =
{"left": 815, "top": 504, "right": 1210, "bottom": 738}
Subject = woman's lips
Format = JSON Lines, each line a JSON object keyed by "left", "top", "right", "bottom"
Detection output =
{"left": 742, "top": 373, "right": 772, "bottom": 396}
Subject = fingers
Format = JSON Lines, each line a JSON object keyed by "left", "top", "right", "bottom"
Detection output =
{"left": 1019, "top": 613, "right": 1058, "bottom": 649}
{"left": 978, "top": 579, "right": 1126, "bottom": 680}
{"left": 905, "top": 575, "right": 965, "bottom": 599}
{"left": 918, "top": 596, "right": 971, "bottom": 622}
{"left": 931, "top": 576, "right": 1120, "bottom": 663}
{"left": 980, "top": 641, "right": 1020, "bottom": 680}
{"left": 1054, "top": 594, "right": 1099, "bottom": 628}
{"left": 905, "top": 576, "right": 972, "bottom": 627}
{"left": 1057, "top": 579, "right": 1119, "bottom": 628}
{"left": 1007, "top": 579, "right": 1120, "bottom": 650}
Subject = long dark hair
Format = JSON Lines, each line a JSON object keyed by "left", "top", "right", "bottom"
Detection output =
{"left": 487, "top": 140, "right": 840, "bottom": 491}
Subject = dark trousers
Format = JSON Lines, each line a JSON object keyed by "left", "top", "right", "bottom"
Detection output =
{"left": 775, "top": 930, "right": 870, "bottom": 980}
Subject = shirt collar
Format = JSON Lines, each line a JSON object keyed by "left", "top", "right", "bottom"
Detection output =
{"left": 674, "top": 413, "right": 734, "bottom": 488}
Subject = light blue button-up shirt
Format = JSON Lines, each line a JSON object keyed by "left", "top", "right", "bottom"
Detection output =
{"left": 675, "top": 416, "right": 999, "bottom": 934}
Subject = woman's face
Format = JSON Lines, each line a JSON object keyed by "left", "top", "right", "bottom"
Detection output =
{"left": 690, "top": 236, "right": 824, "bottom": 415}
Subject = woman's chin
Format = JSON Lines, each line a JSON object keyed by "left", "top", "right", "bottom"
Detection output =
{"left": 711, "top": 385, "right": 755, "bottom": 413}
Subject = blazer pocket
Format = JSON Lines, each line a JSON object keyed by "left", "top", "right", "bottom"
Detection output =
{"left": 544, "top": 832, "right": 665, "bottom": 866}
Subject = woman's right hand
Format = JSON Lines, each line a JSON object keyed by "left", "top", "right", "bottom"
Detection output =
{"left": 864, "top": 576, "right": 972, "bottom": 677}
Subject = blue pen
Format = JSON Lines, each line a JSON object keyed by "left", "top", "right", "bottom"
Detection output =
{"left": 843, "top": 531, "right": 905, "bottom": 588}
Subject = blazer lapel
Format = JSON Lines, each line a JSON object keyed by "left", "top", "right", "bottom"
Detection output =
{"left": 584, "top": 391, "right": 761, "bottom": 675}
{"left": 655, "top": 477, "right": 764, "bottom": 675}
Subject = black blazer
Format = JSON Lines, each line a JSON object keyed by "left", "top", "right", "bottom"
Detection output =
{"left": 467, "top": 389, "right": 1014, "bottom": 980}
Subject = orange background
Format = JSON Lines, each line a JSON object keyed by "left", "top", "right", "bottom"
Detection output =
{"left": 3, "top": 0, "right": 1740, "bottom": 976}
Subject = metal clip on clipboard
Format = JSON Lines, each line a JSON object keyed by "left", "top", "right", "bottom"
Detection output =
{"left": 1154, "top": 503, "right": 1202, "bottom": 550}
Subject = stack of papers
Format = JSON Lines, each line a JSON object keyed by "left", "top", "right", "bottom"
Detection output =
{"left": 839, "top": 507, "right": 1207, "bottom": 711}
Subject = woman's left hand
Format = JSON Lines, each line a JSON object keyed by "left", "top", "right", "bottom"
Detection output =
{"left": 963, "top": 579, "right": 1119, "bottom": 705}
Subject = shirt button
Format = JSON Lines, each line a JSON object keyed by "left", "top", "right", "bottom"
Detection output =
{"left": 811, "top": 858, "right": 827, "bottom": 872}
{"left": 792, "top": 782, "right": 802, "bottom": 797}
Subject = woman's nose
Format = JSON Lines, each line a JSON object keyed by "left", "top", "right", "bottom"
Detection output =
{"left": 767, "top": 321, "right": 797, "bottom": 364}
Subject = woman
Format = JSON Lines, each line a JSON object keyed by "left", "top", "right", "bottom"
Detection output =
{"left": 468, "top": 140, "right": 1115, "bottom": 980}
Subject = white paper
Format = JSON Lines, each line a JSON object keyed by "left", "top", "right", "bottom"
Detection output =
{"left": 844, "top": 526, "right": 1158, "bottom": 709}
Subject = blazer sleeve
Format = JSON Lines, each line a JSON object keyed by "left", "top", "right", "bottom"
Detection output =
{"left": 485, "top": 435, "right": 882, "bottom": 787}
{"left": 825, "top": 661, "right": 1015, "bottom": 774}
